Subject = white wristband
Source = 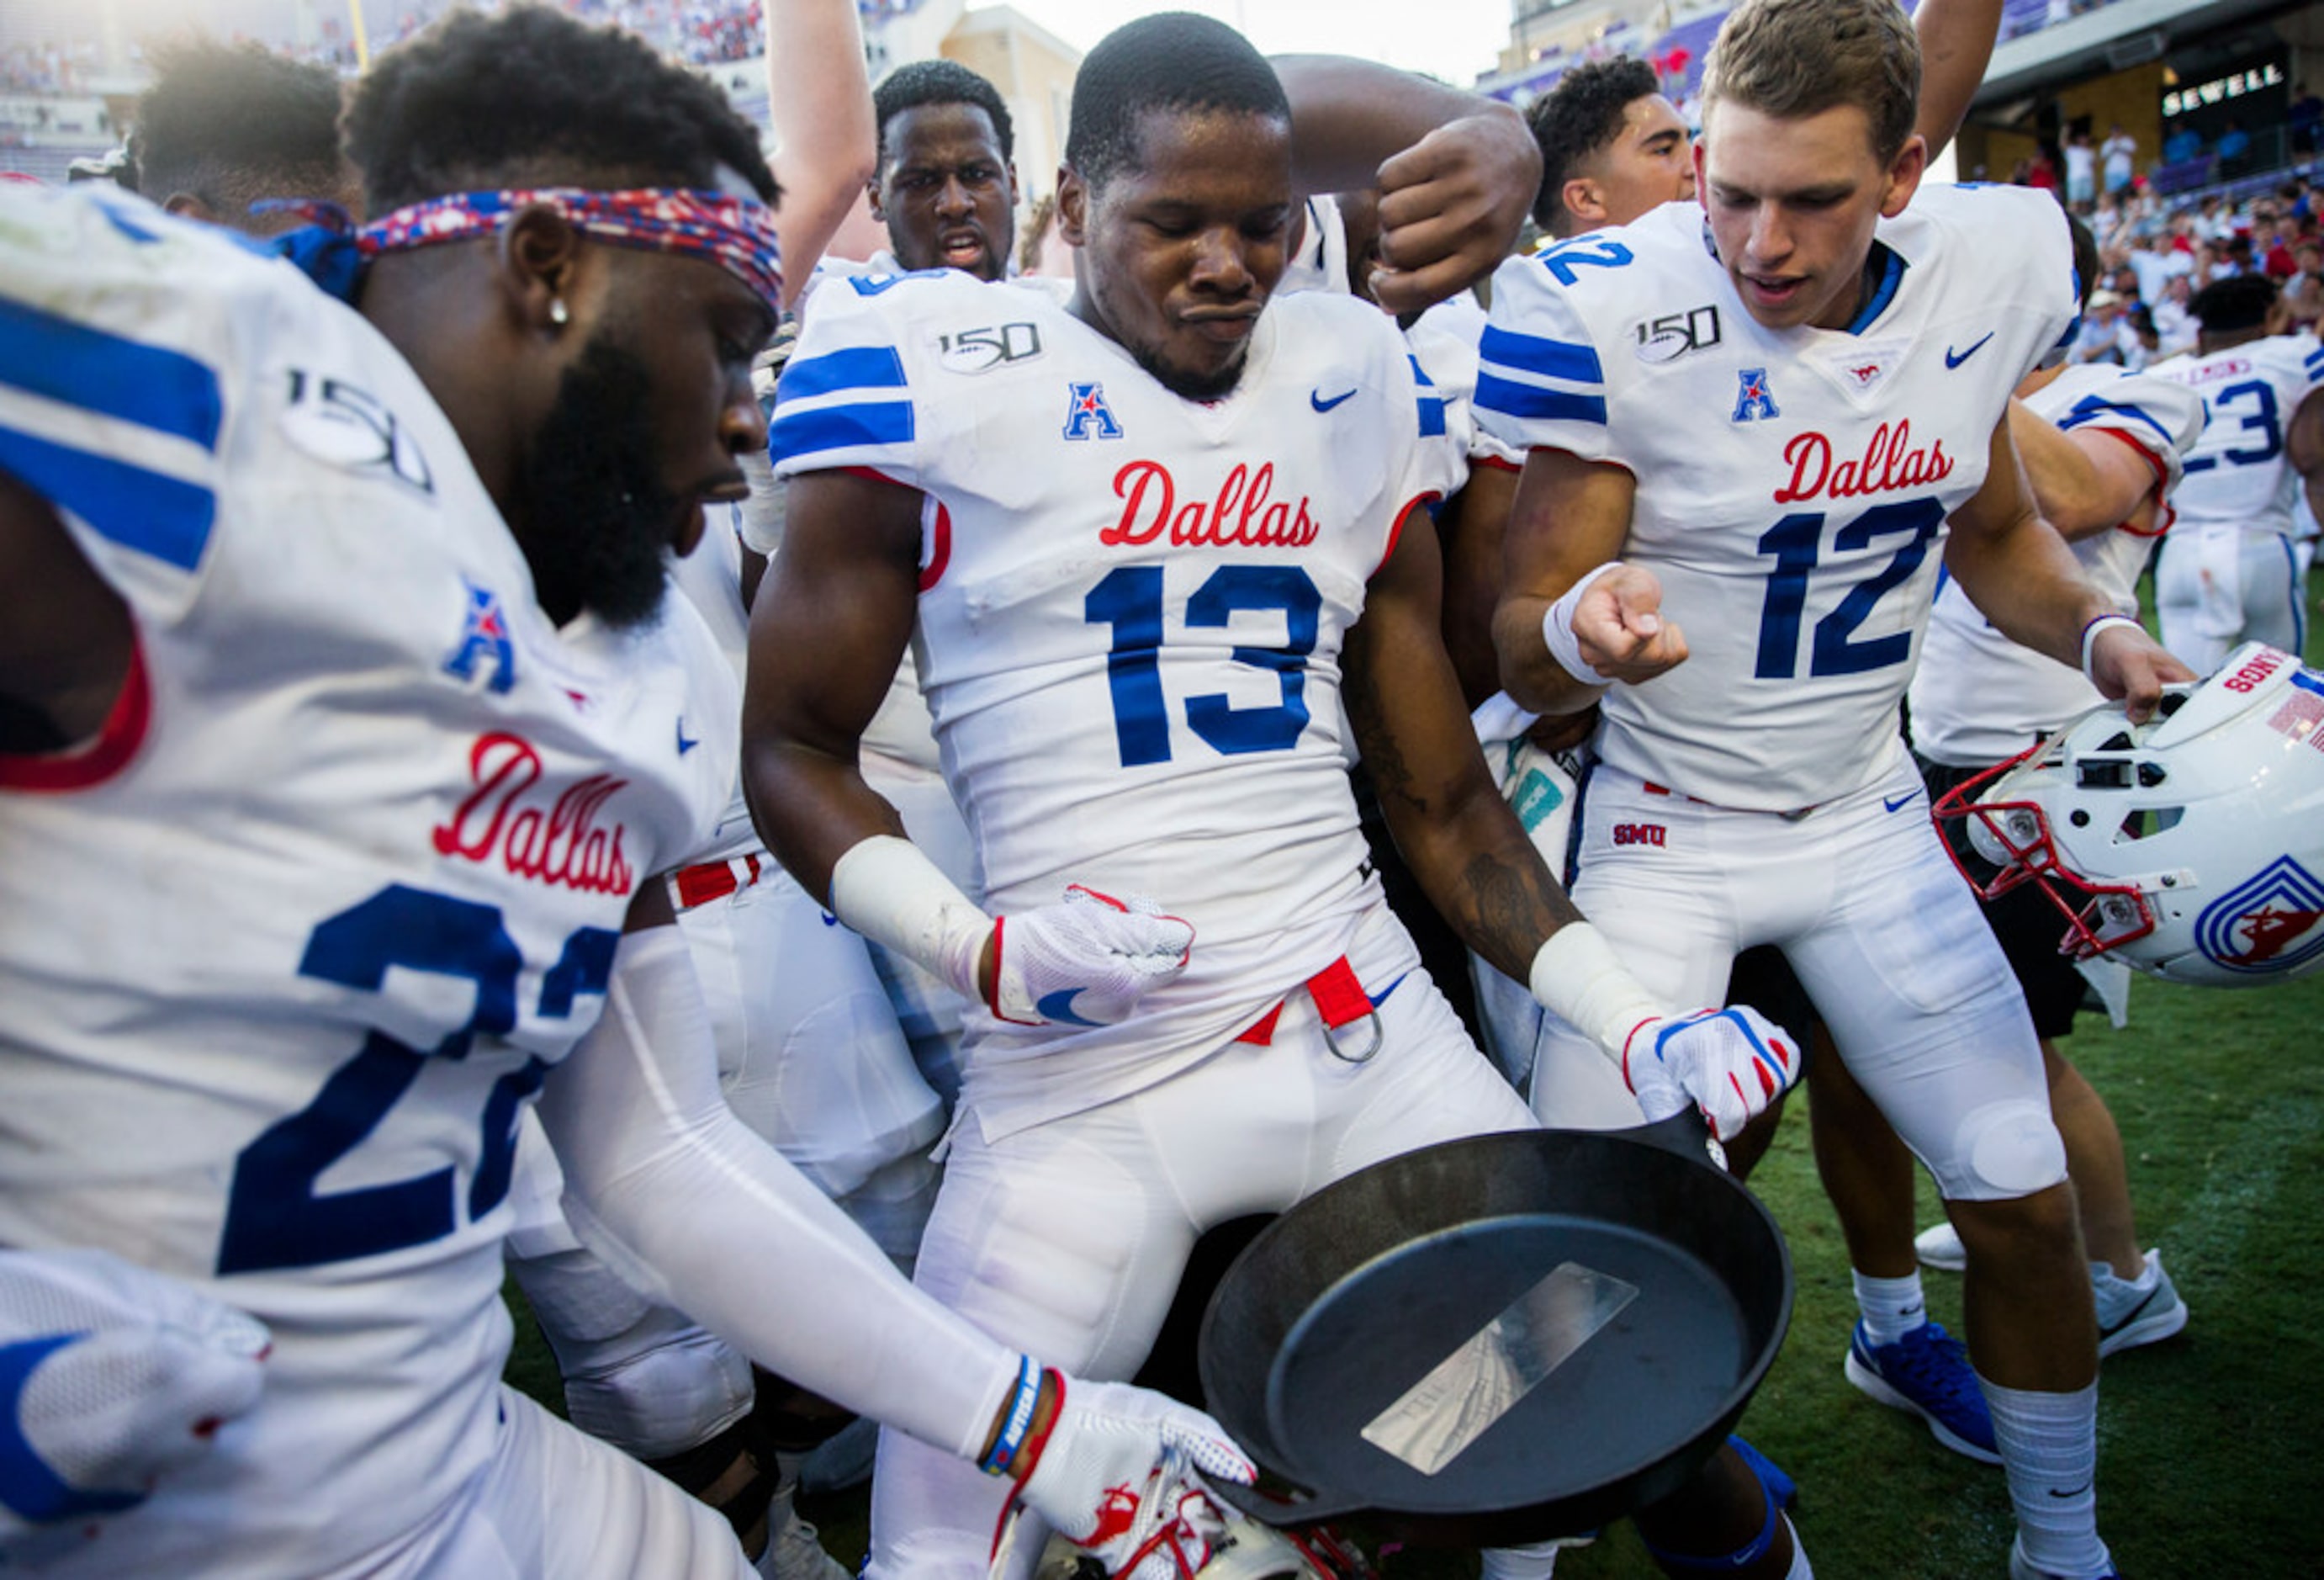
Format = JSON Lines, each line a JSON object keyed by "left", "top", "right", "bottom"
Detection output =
{"left": 1526, "top": 921, "right": 1667, "bottom": 1061}
{"left": 2078, "top": 612, "right": 2141, "bottom": 682}
{"left": 1539, "top": 562, "right": 1624, "bottom": 687}
{"left": 828, "top": 835, "right": 992, "bottom": 1003}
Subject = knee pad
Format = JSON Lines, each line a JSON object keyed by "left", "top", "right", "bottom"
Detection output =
{"left": 1944, "top": 1097, "right": 2067, "bottom": 1201}
{"left": 515, "top": 1249, "right": 753, "bottom": 1459}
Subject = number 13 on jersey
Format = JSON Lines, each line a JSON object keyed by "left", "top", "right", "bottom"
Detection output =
{"left": 1085, "top": 564, "right": 1322, "bottom": 767}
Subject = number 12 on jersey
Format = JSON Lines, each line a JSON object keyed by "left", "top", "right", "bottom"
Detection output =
{"left": 1753, "top": 498, "right": 1945, "bottom": 679}
{"left": 1085, "top": 564, "right": 1322, "bottom": 766}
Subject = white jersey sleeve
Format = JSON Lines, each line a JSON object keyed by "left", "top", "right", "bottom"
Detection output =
{"left": 0, "top": 184, "right": 267, "bottom": 624}
{"left": 1474, "top": 236, "right": 1622, "bottom": 465}
{"left": 767, "top": 268, "right": 961, "bottom": 485}
{"left": 1910, "top": 363, "right": 2206, "bottom": 766}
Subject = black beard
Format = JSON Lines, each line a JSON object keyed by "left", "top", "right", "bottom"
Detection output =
{"left": 1130, "top": 337, "right": 1247, "bottom": 402}
{"left": 521, "top": 335, "right": 681, "bottom": 630}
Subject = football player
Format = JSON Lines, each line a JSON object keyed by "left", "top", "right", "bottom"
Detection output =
{"left": 1483, "top": 1, "right": 2191, "bottom": 1575}
{"left": 1441, "top": 8, "right": 2031, "bottom": 1482}
{"left": 2147, "top": 273, "right": 2324, "bottom": 672}
{"left": 124, "top": 36, "right": 359, "bottom": 233}
{"left": 0, "top": 10, "right": 1246, "bottom": 1577}
{"left": 748, "top": 15, "right": 1798, "bottom": 1579}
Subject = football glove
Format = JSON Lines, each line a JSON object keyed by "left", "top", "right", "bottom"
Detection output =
{"left": 0, "top": 1249, "right": 271, "bottom": 1554}
{"left": 1620, "top": 1006, "right": 1799, "bottom": 1142}
{"left": 1014, "top": 1373, "right": 1255, "bottom": 1580}
{"left": 990, "top": 887, "right": 1194, "bottom": 1028}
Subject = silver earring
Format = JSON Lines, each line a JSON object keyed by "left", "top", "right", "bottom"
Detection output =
{"left": 548, "top": 297, "right": 569, "bottom": 326}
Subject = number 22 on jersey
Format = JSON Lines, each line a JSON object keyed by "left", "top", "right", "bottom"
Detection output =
{"left": 217, "top": 886, "right": 615, "bottom": 1275}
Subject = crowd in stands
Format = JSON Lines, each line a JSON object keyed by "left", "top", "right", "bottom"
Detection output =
{"left": 2034, "top": 174, "right": 2323, "bottom": 369}
{"left": 3, "top": 40, "right": 102, "bottom": 96}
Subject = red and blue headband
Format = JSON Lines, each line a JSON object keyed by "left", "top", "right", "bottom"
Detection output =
{"left": 353, "top": 186, "right": 784, "bottom": 313}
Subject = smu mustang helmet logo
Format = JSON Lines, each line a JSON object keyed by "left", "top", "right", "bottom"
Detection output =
{"left": 1063, "top": 382, "right": 1125, "bottom": 441}
{"left": 2194, "top": 856, "right": 2324, "bottom": 975}
{"left": 443, "top": 581, "right": 516, "bottom": 694}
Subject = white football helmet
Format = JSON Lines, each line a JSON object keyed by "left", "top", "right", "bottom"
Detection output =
{"left": 1933, "top": 642, "right": 2324, "bottom": 988}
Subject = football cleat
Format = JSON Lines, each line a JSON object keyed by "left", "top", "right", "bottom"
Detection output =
{"left": 1844, "top": 1320, "right": 2002, "bottom": 1465}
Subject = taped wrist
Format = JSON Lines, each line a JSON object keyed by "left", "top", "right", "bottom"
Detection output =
{"left": 1539, "top": 561, "right": 1625, "bottom": 686}
{"left": 1527, "top": 922, "right": 1666, "bottom": 1060}
{"left": 828, "top": 835, "right": 992, "bottom": 1003}
{"left": 2078, "top": 612, "right": 2141, "bottom": 682}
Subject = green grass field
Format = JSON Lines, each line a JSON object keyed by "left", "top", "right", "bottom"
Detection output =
{"left": 506, "top": 598, "right": 2324, "bottom": 1577}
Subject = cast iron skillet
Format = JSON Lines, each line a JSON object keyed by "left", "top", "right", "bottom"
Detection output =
{"left": 1197, "top": 1116, "right": 1791, "bottom": 1548}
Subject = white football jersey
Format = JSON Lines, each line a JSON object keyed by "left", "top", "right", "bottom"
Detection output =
{"left": 1476, "top": 186, "right": 2078, "bottom": 809}
{"left": 0, "top": 186, "right": 733, "bottom": 1577}
{"left": 1910, "top": 363, "right": 2205, "bottom": 766}
{"left": 2146, "top": 331, "right": 2322, "bottom": 539}
{"left": 771, "top": 271, "right": 1462, "bottom": 1134}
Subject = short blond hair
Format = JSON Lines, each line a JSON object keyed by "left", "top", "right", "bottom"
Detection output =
{"left": 1702, "top": 0, "right": 1921, "bottom": 162}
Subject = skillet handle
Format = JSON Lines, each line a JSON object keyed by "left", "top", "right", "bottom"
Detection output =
{"left": 1627, "top": 1106, "right": 1728, "bottom": 1171}
{"left": 1207, "top": 1471, "right": 1373, "bottom": 1529}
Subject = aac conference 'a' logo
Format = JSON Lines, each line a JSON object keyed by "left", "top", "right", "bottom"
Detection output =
{"left": 442, "top": 581, "right": 516, "bottom": 695}
{"left": 2194, "top": 856, "right": 2324, "bottom": 976}
{"left": 1732, "top": 368, "right": 1780, "bottom": 422}
{"left": 1063, "top": 382, "right": 1124, "bottom": 441}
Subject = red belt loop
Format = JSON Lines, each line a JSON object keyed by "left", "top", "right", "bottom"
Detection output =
{"left": 1230, "top": 956, "right": 1383, "bottom": 1062}
{"left": 670, "top": 854, "right": 766, "bottom": 911}
{"left": 1305, "top": 957, "right": 1374, "bottom": 1030}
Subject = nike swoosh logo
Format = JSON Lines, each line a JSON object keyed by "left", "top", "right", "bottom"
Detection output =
{"left": 1036, "top": 987, "right": 1104, "bottom": 1027}
{"left": 2048, "top": 1480, "right": 2094, "bottom": 1499}
{"left": 1883, "top": 792, "right": 1917, "bottom": 814}
{"left": 676, "top": 719, "right": 698, "bottom": 756}
{"left": 1944, "top": 332, "right": 1994, "bottom": 368}
{"left": 1310, "top": 388, "right": 1357, "bottom": 412}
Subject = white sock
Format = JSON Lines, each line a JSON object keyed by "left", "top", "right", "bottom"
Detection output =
{"left": 1851, "top": 1269, "right": 1928, "bottom": 1345}
{"left": 1479, "top": 1541, "right": 1561, "bottom": 1579}
{"left": 2088, "top": 1257, "right": 2153, "bottom": 1293}
{"left": 1982, "top": 1375, "right": 2111, "bottom": 1577}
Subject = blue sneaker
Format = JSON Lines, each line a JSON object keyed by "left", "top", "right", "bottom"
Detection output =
{"left": 1843, "top": 1319, "right": 2002, "bottom": 1465}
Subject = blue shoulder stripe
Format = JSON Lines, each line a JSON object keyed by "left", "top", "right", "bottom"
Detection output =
{"left": 1479, "top": 325, "right": 1603, "bottom": 386}
{"left": 1406, "top": 353, "right": 1437, "bottom": 390}
{"left": 1474, "top": 371, "right": 1607, "bottom": 426}
{"left": 1418, "top": 395, "right": 1447, "bottom": 437}
{"left": 0, "top": 422, "right": 215, "bottom": 570}
{"left": 777, "top": 345, "right": 908, "bottom": 404}
{"left": 2059, "top": 396, "right": 2176, "bottom": 451}
{"left": 769, "top": 400, "right": 915, "bottom": 465}
{"left": 2305, "top": 349, "right": 2324, "bottom": 382}
{"left": 0, "top": 294, "right": 223, "bottom": 451}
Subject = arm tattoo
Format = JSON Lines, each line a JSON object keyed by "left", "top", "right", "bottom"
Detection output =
{"left": 1458, "top": 847, "right": 1583, "bottom": 984}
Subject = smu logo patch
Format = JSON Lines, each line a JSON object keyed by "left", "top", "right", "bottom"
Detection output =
{"left": 1063, "top": 382, "right": 1124, "bottom": 441}
{"left": 2194, "top": 856, "right": 2324, "bottom": 976}
{"left": 443, "top": 581, "right": 516, "bottom": 694}
{"left": 1612, "top": 823, "right": 1667, "bottom": 847}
